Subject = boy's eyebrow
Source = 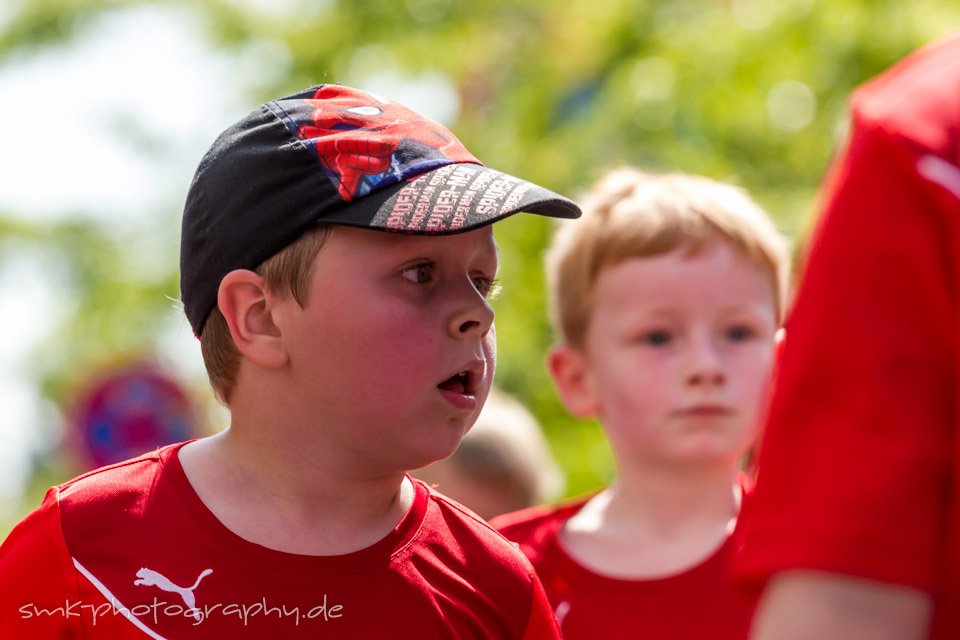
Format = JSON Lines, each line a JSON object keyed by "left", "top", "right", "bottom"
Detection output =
{"left": 484, "top": 237, "right": 501, "bottom": 265}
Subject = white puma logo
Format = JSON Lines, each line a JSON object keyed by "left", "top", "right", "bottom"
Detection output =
{"left": 917, "top": 154, "right": 960, "bottom": 201}
{"left": 134, "top": 567, "right": 213, "bottom": 620}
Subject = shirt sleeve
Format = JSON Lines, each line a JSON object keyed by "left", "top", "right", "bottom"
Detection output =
{"left": 0, "top": 486, "right": 86, "bottom": 638}
{"left": 521, "top": 573, "right": 561, "bottom": 640}
{"left": 734, "top": 106, "right": 957, "bottom": 592}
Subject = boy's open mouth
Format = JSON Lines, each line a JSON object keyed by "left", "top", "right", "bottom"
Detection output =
{"left": 437, "top": 371, "right": 472, "bottom": 395}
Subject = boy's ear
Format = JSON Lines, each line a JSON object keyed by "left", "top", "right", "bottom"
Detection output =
{"left": 217, "top": 269, "right": 288, "bottom": 369}
{"left": 547, "top": 345, "right": 597, "bottom": 419}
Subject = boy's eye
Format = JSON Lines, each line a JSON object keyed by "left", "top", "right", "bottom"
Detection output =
{"left": 640, "top": 330, "right": 672, "bottom": 347}
{"left": 473, "top": 276, "right": 501, "bottom": 299}
{"left": 726, "top": 325, "right": 755, "bottom": 342}
{"left": 400, "top": 262, "right": 435, "bottom": 285}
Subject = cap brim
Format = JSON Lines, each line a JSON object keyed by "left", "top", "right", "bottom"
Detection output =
{"left": 317, "top": 163, "right": 580, "bottom": 234}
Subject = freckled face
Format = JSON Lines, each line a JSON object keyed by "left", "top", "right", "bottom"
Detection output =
{"left": 273, "top": 225, "right": 500, "bottom": 475}
{"left": 579, "top": 242, "right": 778, "bottom": 469}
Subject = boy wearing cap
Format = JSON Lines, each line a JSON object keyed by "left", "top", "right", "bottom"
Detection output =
{"left": 491, "top": 168, "right": 788, "bottom": 639}
{"left": 0, "top": 85, "right": 578, "bottom": 639}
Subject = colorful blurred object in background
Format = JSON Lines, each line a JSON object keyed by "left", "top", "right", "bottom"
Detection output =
{"left": 69, "top": 362, "right": 198, "bottom": 470}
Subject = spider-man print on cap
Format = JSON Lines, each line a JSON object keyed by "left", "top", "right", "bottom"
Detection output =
{"left": 288, "top": 86, "right": 480, "bottom": 202}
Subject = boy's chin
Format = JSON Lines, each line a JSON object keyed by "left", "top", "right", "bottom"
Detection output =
{"left": 405, "top": 426, "right": 472, "bottom": 470}
{"left": 651, "top": 439, "right": 754, "bottom": 469}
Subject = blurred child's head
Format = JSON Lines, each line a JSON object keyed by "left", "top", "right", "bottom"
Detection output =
{"left": 547, "top": 168, "right": 788, "bottom": 350}
{"left": 414, "top": 388, "right": 565, "bottom": 520}
{"left": 545, "top": 168, "right": 788, "bottom": 469}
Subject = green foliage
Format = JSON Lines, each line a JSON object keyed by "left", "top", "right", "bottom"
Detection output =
{"left": 0, "top": 0, "right": 129, "bottom": 52}
{"left": 3, "top": 0, "right": 960, "bottom": 514}
{"left": 0, "top": 215, "right": 180, "bottom": 401}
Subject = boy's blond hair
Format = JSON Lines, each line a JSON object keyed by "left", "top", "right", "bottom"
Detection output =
{"left": 547, "top": 167, "right": 789, "bottom": 349}
{"left": 414, "top": 387, "right": 565, "bottom": 517}
{"left": 449, "top": 388, "right": 565, "bottom": 508}
{"left": 200, "top": 225, "right": 331, "bottom": 404}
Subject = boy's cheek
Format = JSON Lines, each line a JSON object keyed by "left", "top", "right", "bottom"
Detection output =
{"left": 483, "top": 326, "right": 497, "bottom": 364}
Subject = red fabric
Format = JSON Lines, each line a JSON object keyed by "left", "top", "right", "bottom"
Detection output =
{"left": 733, "top": 29, "right": 960, "bottom": 639}
{"left": 0, "top": 443, "right": 559, "bottom": 639}
{"left": 492, "top": 494, "right": 757, "bottom": 640}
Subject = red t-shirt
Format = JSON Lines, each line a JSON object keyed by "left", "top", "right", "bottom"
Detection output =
{"left": 733, "top": 29, "right": 960, "bottom": 639}
{"left": 0, "top": 443, "right": 560, "bottom": 639}
{"left": 492, "top": 492, "right": 757, "bottom": 639}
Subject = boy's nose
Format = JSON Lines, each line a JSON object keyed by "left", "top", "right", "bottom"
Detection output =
{"left": 687, "top": 368, "right": 725, "bottom": 386}
{"left": 686, "top": 341, "right": 726, "bottom": 387}
{"left": 448, "top": 289, "right": 495, "bottom": 339}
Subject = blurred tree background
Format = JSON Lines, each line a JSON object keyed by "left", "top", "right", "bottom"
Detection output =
{"left": 2, "top": 0, "right": 959, "bottom": 535}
